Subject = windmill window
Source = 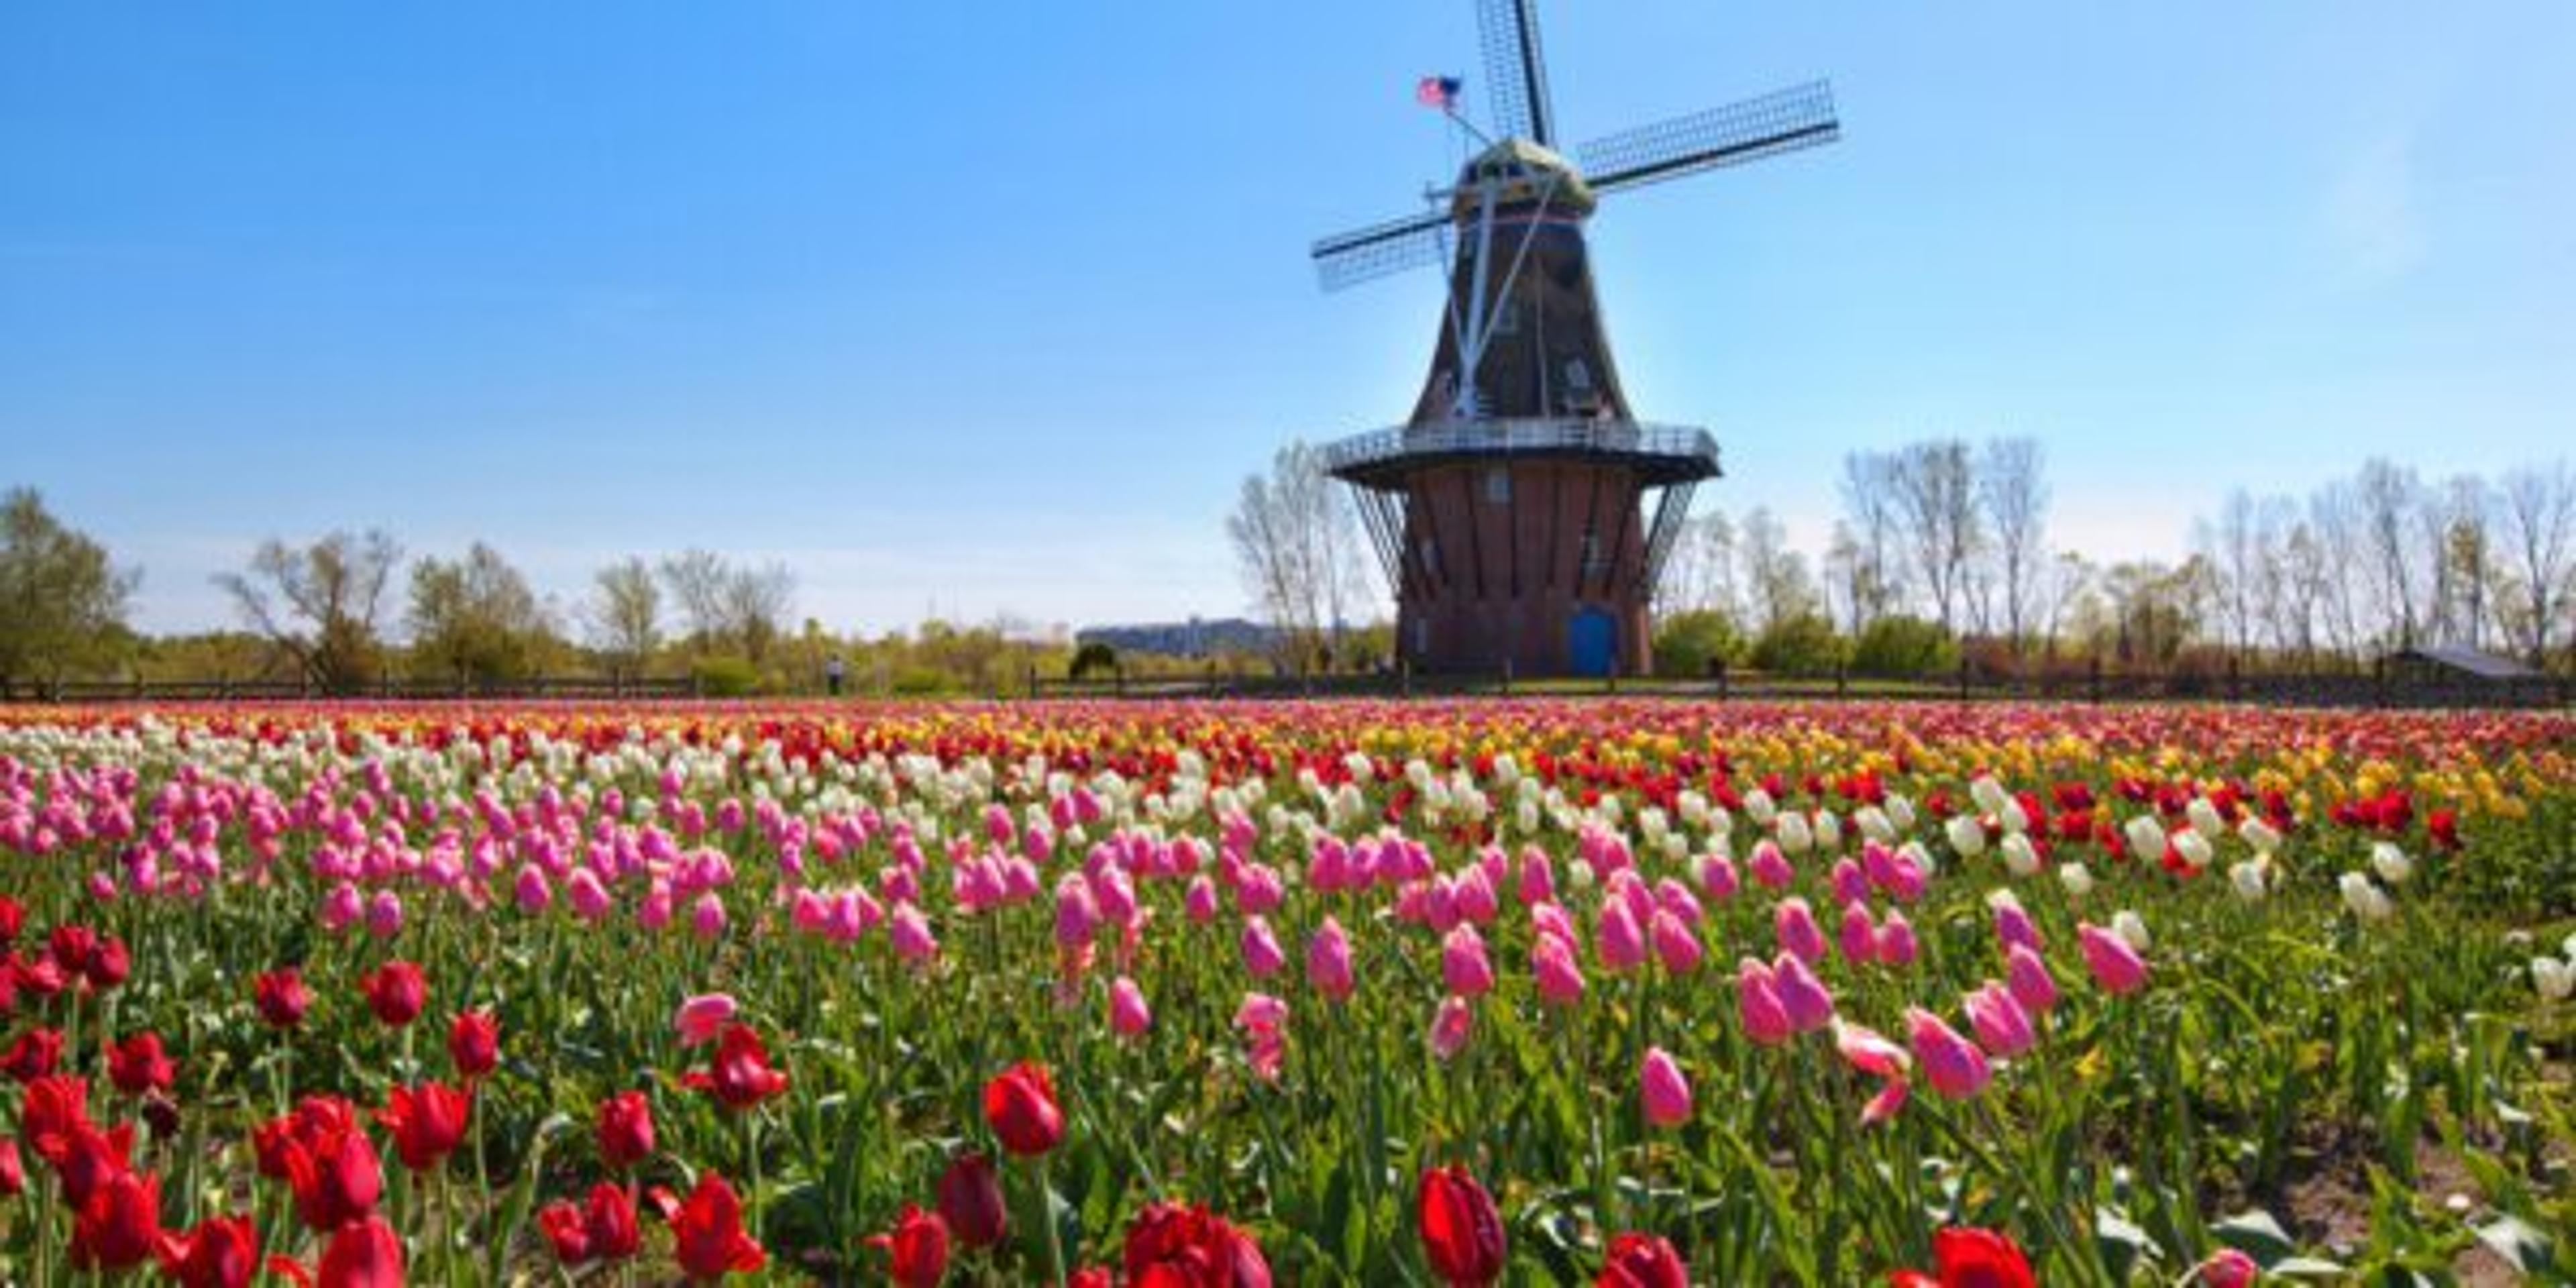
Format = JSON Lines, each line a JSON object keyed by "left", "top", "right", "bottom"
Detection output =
{"left": 1564, "top": 358, "right": 1593, "bottom": 390}
{"left": 1484, "top": 468, "right": 1511, "bottom": 504}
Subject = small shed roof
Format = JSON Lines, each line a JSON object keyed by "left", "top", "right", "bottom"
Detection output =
{"left": 2388, "top": 645, "right": 2541, "bottom": 680}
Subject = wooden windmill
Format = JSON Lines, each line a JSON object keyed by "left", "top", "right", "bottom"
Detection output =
{"left": 1313, "top": 0, "right": 1839, "bottom": 676}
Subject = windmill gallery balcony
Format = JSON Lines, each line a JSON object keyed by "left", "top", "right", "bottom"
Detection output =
{"left": 1319, "top": 417, "right": 1721, "bottom": 491}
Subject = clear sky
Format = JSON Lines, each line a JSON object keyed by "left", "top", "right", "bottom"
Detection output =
{"left": 4, "top": 2, "right": 2571, "bottom": 636}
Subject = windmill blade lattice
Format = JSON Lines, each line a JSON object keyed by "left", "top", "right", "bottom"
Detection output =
{"left": 1474, "top": 0, "right": 1556, "bottom": 145}
{"left": 1311, "top": 211, "right": 1451, "bottom": 290}
{"left": 1578, "top": 80, "right": 1838, "bottom": 195}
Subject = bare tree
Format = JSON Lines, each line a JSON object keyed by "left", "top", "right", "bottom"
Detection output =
{"left": 1656, "top": 508, "right": 1740, "bottom": 623}
{"left": 1976, "top": 437, "right": 2048, "bottom": 649}
{"left": 2357, "top": 459, "right": 2423, "bottom": 649}
{"left": 2498, "top": 460, "right": 2574, "bottom": 667}
{"left": 1890, "top": 439, "right": 1981, "bottom": 633}
{"left": 216, "top": 529, "right": 402, "bottom": 693}
{"left": 588, "top": 557, "right": 662, "bottom": 675}
{"left": 1227, "top": 441, "right": 1362, "bottom": 672}
{"left": 2199, "top": 488, "right": 2261, "bottom": 660}
{"left": 1735, "top": 507, "right": 1817, "bottom": 634}
{"left": 722, "top": 562, "right": 796, "bottom": 663}
{"left": 1836, "top": 451, "right": 1904, "bottom": 626}
{"left": 2308, "top": 480, "right": 2367, "bottom": 661}
{"left": 658, "top": 549, "right": 732, "bottom": 647}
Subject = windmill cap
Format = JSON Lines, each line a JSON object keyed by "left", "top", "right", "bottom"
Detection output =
{"left": 1452, "top": 138, "right": 1597, "bottom": 219}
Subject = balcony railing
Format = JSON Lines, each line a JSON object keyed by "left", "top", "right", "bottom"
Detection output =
{"left": 1321, "top": 418, "right": 1719, "bottom": 484}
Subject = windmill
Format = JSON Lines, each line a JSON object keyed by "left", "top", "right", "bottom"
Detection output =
{"left": 1313, "top": 0, "right": 1838, "bottom": 678}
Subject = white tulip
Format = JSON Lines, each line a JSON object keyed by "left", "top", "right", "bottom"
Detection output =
{"left": 1854, "top": 806, "right": 1894, "bottom": 843}
{"left": 2057, "top": 861, "right": 2095, "bottom": 898}
{"left": 1970, "top": 775, "right": 2009, "bottom": 816}
{"left": 2534, "top": 957, "right": 2575, "bottom": 1002}
{"left": 2339, "top": 871, "right": 2394, "bottom": 922}
{"left": 2123, "top": 815, "right": 2167, "bottom": 862}
{"left": 2172, "top": 828, "right": 2214, "bottom": 871}
{"left": 1999, "top": 798, "right": 2031, "bottom": 835}
{"left": 2186, "top": 797, "right": 2224, "bottom": 839}
{"left": 2001, "top": 833, "right": 2041, "bottom": 877}
{"left": 2369, "top": 842, "right": 2414, "bottom": 885}
{"left": 1813, "top": 810, "right": 1843, "bottom": 850}
{"left": 1776, "top": 810, "right": 1813, "bottom": 854}
{"left": 2226, "top": 861, "right": 2267, "bottom": 902}
{"left": 1899, "top": 841, "right": 1938, "bottom": 877}
{"left": 2238, "top": 817, "right": 2282, "bottom": 854}
{"left": 2564, "top": 932, "right": 2576, "bottom": 961}
{"left": 2113, "top": 909, "right": 2153, "bottom": 951}
{"left": 1945, "top": 814, "right": 1988, "bottom": 857}
{"left": 1885, "top": 795, "right": 1918, "bottom": 831}
{"left": 1743, "top": 789, "right": 1777, "bottom": 826}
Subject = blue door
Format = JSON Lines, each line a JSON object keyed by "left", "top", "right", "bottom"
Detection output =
{"left": 1568, "top": 607, "right": 1615, "bottom": 677}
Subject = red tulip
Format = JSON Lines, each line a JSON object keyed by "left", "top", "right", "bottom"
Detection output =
{"left": 19, "top": 1073, "right": 92, "bottom": 1158}
{"left": 672, "top": 1172, "right": 766, "bottom": 1281}
{"left": 1888, "top": 1226, "right": 2037, "bottom": 1288}
{"left": 936, "top": 1152, "right": 1009, "bottom": 1248}
{"left": 539, "top": 1187, "right": 642, "bottom": 1267}
{"left": 50, "top": 1120, "right": 137, "bottom": 1210}
{"left": 255, "top": 969, "right": 311, "bottom": 1028}
{"left": 108, "top": 1031, "right": 176, "bottom": 1095}
{"left": 0, "top": 895, "right": 21, "bottom": 945}
{"left": 596, "top": 1089, "right": 656, "bottom": 1169}
{"left": 447, "top": 1010, "right": 499, "bottom": 1079}
{"left": 282, "top": 1116, "right": 383, "bottom": 1232}
{"left": 1122, "top": 1200, "right": 1273, "bottom": 1287}
{"left": 0, "top": 1138, "right": 21, "bottom": 1197}
{"left": 981, "top": 1061, "right": 1064, "bottom": 1157}
{"left": 1, "top": 1026, "right": 63, "bottom": 1082}
{"left": 682, "top": 1023, "right": 790, "bottom": 1111}
{"left": 49, "top": 924, "right": 99, "bottom": 977}
{"left": 70, "top": 1167, "right": 162, "bottom": 1271}
{"left": 1417, "top": 1165, "right": 1505, "bottom": 1287}
{"left": 83, "top": 934, "right": 129, "bottom": 991}
{"left": 316, "top": 1214, "right": 405, "bottom": 1288}
{"left": 360, "top": 961, "right": 426, "bottom": 1028}
{"left": 378, "top": 1080, "right": 472, "bottom": 1171}
{"left": 867, "top": 1203, "right": 951, "bottom": 1288}
{"left": 156, "top": 1213, "right": 262, "bottom": 1288}
{"left": 1597, "top": 1232, "right": 1688, "bottom": 1288}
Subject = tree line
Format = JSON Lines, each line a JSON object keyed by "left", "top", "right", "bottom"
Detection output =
{"left": 0, "top": 497, "right": 1078, "bottom": 696}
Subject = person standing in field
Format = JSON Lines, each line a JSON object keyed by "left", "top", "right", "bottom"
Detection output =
{"left": 826, "top": 655, "right": 846, "bottom": 697}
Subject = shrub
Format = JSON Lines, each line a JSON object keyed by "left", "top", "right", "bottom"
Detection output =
{"left": 1749, "top": 612, "right": 1845, "bottom": 678}
{"left": 1652, "top": 610, "right": 1743, "bottom": 678}
{"left": 690, "top": 655, "right": 761, "bottom": 697}
{"left": 1850, "top": 616, "right": 1959, "bottom": 678}
{"left": 1069, "top": 642, "right": 1119, "bottom": 681}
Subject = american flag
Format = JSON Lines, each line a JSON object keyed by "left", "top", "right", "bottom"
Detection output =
{"left": 1415, "top": 75, "right": 1462, "bottom": 111}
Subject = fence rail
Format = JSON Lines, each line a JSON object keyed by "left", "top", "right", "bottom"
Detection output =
{"left": 0, "top": 676, "right": 700, "bottom": 704}
{"left": 1029, "top": 661, "right": 2574, "bottom": 709}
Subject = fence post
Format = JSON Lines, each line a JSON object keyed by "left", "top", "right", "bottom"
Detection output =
{"left": 1835, "top": 662, "right": 1847, "bottom": 700}
{"left": 1713, "top": 657, "right": 1729, "bottom": 700}
{"left": 2089, "top": 657, "right": 2103, "bottom": 705}
{"left": 1501, "top": 659, "right": 1512, "bottom": 698}
{"left": 1956, "top": 658, "right": 1970, "bottom": 702}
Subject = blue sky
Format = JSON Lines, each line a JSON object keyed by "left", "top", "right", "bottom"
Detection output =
{"left": 4, "top": 2, "right": 2571, "bottom": 635}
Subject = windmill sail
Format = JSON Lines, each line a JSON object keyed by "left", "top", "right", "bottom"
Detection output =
{"left": 1474, "top": 0, "right": 1556, "bottom": 144}
{"left": 1578, "top": 81, "right": 1839, "bottom": 195}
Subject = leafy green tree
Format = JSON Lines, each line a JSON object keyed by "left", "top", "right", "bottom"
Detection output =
{"left": 407, "top": 543, "right": 555, "bottom": 684}
{"left": 1749, "top": 610, "right": 1846, "bottom": 678}
{"left": 1652, "top": 609, "right": 1743, "bottom": 678}
{"left": 0, "top": 488, "right": 138, "bottom": 686}
{"left": 1848, "top": 614, "right": 1960, "bottom": 678}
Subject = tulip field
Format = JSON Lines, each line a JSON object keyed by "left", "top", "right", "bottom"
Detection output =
{"left": 0, "top": 700, "right": 2571, "bottom": 1286}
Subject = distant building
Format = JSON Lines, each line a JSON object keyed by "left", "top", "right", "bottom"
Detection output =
{"left": 1075, "top": 618, "right": 1281, "bottom": 659}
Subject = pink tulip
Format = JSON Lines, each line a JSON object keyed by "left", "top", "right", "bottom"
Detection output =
{"left": 890, "top": 902, "right": 940, "bottom": 965}
{"left": 1964, "top": 982, "right": 2036, "bottom": 1059}
{"left": 1596, "top": 899, "right": 1648, "bottom": 973}
{"left": 1532, "top": 933, "right": 1585, "bottom": 1008}
{"left": 1833, "top": 1020, "right": 1913, "bottom": 1080}
{"left": 1860, "top": 1075, "right": 1911, "bottom": 1126}
{"left": 1236, "top": 993, "right": 1288, "bottom": 1080}
{"left": 1748, "top": 840, "right": 1794, "bottom": 890}
{"left": 515, "top": 864, "right": 553, "bottom": 913}
{"left": 1241, "top": 916, "right": 1287, "bottom": 979}
{"left": 1109, "top": 976, "right": 1152, "bottom": 1038}
{"left": 2004, "top": 943, "right": 2059, "bottom": 1014}
{"left": 1307, "top": 918, "right": 1356, "bottom": 1002}
{"left": 1619, "top": 903, "right": 1682, "bottom": 973}
{"left": 1874, "top": 909, "right": 1919, "bottom": 967}
{"left": 2077, "top": 921, "right": 2149, "bottom": 995}
{"left": 1442, "top": 924, "right": 1495, "bottom": 998}
{"left": 690, "top": 891, "right": 728, "bottom": 940}
{"left": 320, "top": 881, "right": 363, "bottom": 932}
{"left": 1830, "top": 858, "right": 1868, "bottom": 908}
{"left": 674, "top": 994, "right": 738, "bottom": 1046}
{"left": 1428, "top": 994, "right": 1474, "bottom": 1062}
{"left": 1837, "top": 902, "right": 1878, "bottom": 964}
{"left": 1696, "top": 853, "right": 1739, "bottom": 902}
{"left": 1640, "top": 1046, "right": 1692, "bottom": 1128}
{"left": 1515, "top": 847, "right": 1554, "bottom": 906}
{"left": 1053, "top": 876, "right": 1100, "bottom": 950}
{"left": 1907, "top": 1007, "right": 1993, "bottom": 1099}
{"left": 1772, "top": 953, "right": 1836, "bottom": 1034}
{"left": 1735, "top": 959, "right": 1793, "bottom": 1046}
{"left": 1183, "top": 875, "right": 1220, "bottom": 924}
{"left": 1774, "top": 898, "right": 1826, "bottom": 964}
{"left": 568, "top": 868, "right": 614, "bottom": 920}
{"left": 2193, "top": 1248, "right": 2261, "bottom": 1288}
{"left": 1990, "top": 893, "right": 2042, "bottom": 953}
